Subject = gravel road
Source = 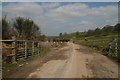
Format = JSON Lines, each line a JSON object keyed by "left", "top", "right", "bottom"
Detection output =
{"left": 6, "top": 42, "right": 118, "bottom": 78}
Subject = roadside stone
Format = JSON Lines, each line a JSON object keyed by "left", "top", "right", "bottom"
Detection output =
{"left": 36, "top": 69, "right": 40, "bottom": 71}
{"left": 19, "top": 64, "right": 23, "bottom": 67}
{"left": 7, "top": 69, "right": 10, "bottom": 72}
{"left": 26, "top": 63, "right": 28, "bottom": 64}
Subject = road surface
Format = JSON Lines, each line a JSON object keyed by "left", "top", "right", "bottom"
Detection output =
{"left": 7, "top": 42, "right": 118, "bottom": 78}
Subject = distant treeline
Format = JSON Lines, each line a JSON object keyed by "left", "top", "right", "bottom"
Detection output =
{"left": 56, "top": 23, "right": 119, "bottom": 39}
{"left": 85, "top": 24, "right": 119, "bottom": 37}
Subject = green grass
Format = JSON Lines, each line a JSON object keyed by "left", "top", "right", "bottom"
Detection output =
{"left": 75, "top": 34, "right": 118, "bottom": 46}
{"left": 75, "top": 35, "right": 118, "bottom": 51}
{"left": 74, "top": 34, "right": 119, "bottom": 63}
{"left": 77, "top": 40, "right": 109, "bottom": 48}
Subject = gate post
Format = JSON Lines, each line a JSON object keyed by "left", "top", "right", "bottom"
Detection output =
{"left": 25, "top": 41, "right": 27, "bottom": 58}
{"left": 38, "top": 42, "right": 40, "bottom": 54}
{"left": 109, "top": 43, "right": 112, "bottom": 56}
{"left": 11, "top": 36, "right": 17, "bottom": 64}
{"left": 32, "top": 41, "right": 34, "bottom": 55}
{"left": 115, "top": 42, "right": 117, "bottom": 56}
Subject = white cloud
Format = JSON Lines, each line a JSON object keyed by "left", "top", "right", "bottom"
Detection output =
{"left": 47, "top": 3, "right": 89, "bottom": 21}
{"left": 48, "top": 3, "right": 117, "bottom": 19}
{"left": 89, "top": 5, "right": 118, "bottom": 17}
{"left": 3, "top": 2, "right": 43, "bottom": 16}
{"left": 41, "top": 2, "right": 60, "bottom": 9}
{"left": 2, "top": 2, "right": 118, "bottom": 36}
{"left": 80, "top": 21, "right": 92, "bottom": 24}
{"left": 52, "top": 3, "right": 88, "bottom": 16}
{"left": 2, "top": 0, "right": 33, "bottom": 2}
{"left": 2, "top": 0, "right": 119, "bottom": 2}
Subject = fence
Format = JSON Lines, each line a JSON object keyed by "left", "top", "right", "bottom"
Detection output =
{"left": 1, "top": 36, "right": 41, "bottom": 64}
{"left": 108, "top": 38, "right": 118, "bottom": 57}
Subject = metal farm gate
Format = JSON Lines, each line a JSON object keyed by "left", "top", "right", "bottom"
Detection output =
{"left": 16, "top": 40, "right": 40, "bottom": 61}
{"left": 1, "top": 36, "right": 41, "bottom": 64}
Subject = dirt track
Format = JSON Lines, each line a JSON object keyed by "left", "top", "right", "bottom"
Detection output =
{"left": 6, "top": 42, "right": 118, "bottom": 78}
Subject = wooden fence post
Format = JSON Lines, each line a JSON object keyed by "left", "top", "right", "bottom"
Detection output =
{"left": 109, "top": 43, "right": 112, "bottom": 56}
{"left": 115, "top": 42, "right": 117, "bottom": 56}
{"left": 32, "top": 41, "right": 34, "bottom": 55}
{"left": 38, "top": 42, "right": 40, "bottom": 54}
{"left": 11, "top": 36, "right": 17, "bottom": 64}
{"left": 25, "top": 41, "right": 27, "bottom": 58}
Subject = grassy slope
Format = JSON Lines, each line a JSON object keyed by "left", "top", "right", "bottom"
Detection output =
{"left": 64, "top": 32, "right": 117, "bottom": 49}
{"left": 63, "top": 32, "right": 119, "bottom": 62}
{"left": 76, "top": 35, "right": 116, "bottom": 47}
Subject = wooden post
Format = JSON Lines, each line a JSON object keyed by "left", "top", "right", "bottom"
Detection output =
{"left": 11, "top": 36, "right": 17, "bottom": 64}
{"left": 109, "top": 43, "right": 112, "bottom": 56}
{"left": 38, "top": 42, "right": 40, "bottom": 54}
{"left": 25, "top": 41, "right": 27, "bottom": 58}
{"left": 32, "top": 41, "right": 34, "bottom": 55}
{"left": 115, "top": 42, "right": 117, "bottom": 56}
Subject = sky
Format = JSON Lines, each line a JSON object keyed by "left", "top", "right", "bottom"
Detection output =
{"left": 2, "top": 0, "right": 120, "bottom": 2}
{"left": 2, "top": 2, "right": 118, "bottom": 36}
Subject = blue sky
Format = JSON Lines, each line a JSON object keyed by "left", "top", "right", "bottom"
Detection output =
{"left": 2, "top": 2, "right": 118, "bottom": 36}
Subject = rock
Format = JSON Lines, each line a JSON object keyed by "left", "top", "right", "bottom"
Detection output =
{"left": 19, "top": 64, "right": 23, "bottom": 67}
{"left": 7, "top": 69, "right": 10, "bottom": 72}
{"left": 36, "top": 69, "right": 40, "bottom": 71}
{"left": 26, "top": 63, "right": 28, "bottom": 64}
{"left": 111, "top": 71, "right": 114, "bottom": 73}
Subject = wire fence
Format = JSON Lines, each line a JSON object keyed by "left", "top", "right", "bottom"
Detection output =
{"left": 16, "top": 40, "right": 40, "bottom": 61}
{"left": 102, "top": 38, "right": 119, "bottom": 60}
{"left": 108, "top": 38, "right": 118, "bottom": 57}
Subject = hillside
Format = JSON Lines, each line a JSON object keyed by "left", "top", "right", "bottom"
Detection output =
{"left": 56, "top": 24, "right": 119, "bottom": 62}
